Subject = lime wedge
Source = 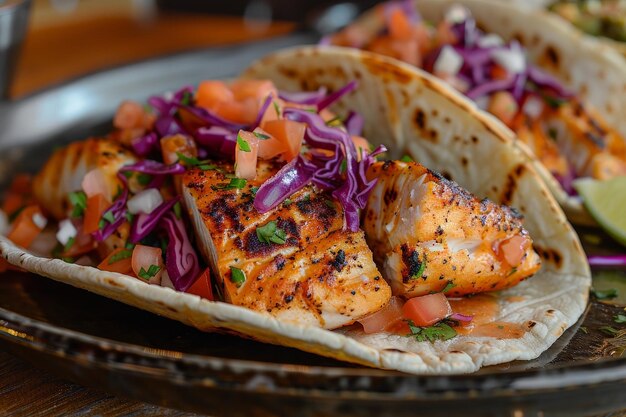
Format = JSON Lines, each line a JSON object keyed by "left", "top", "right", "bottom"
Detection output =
{"left": 574, "top": 177, "right": 626, "bottom": 247}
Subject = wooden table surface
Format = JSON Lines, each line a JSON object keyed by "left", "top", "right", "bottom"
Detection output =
{"left": 1, "top": 1, "right": 292, "bottom": 415}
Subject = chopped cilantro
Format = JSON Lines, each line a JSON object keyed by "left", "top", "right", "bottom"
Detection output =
{"left": 599, "top": 326, "right": 620, "bottom": 337}
{"left": 229, "top": 266, "right": 246, "bottom": 287}
{"left": 253, "top": 132, "right": 270, "bottom": 140}
{"left": 442, "top": 281, "right": 456, "bottom": 293}
{"left": 400, "top": 155, "right": 414, "bottom": 162}
{"left": 102, "top": 211, "right": 116, "bottom": 224}
{"left": 256, "top": 220, "right": 287, "bottom": 245}
{"left": 591, "top": 288, "right": 618, "bottom": 300}
{"left": 324, "top": 199, "right": 336, "bottom": 210}
{"left": 339, "top": 159, "right": 347, "bottom": 174}
{"left": 63, "top": 237, "right": 75, "bottom": 252}
{"left": 410, "top": 259, "right": 426, "bottom": 280}
{"left": 507, "top": 266, "right": 518, "bottom": 277}
{"left": 69, "top": 191, "right": 87, "bottom": 218}
{"left": 212, "top": 178, "right": 247, "bottom": 190}
{"left": 250, "top": 186, "right": 259, "bottom": 196}
{"left": 406, "top": 319, "right": 457, "bottom": 342}
{"left": 62, "top": 257, "right": 75, "bottom": 263}
{"left": 180, "top": 91, "right": 193, "bottom": 106}
{"left": 283, "top": 198, "right": 292, "bottom": 206}
{"left": 125, "top": 212, "right": 134, "bottom": 223}
{"left": 176, "top": 152, "right": 213, "bottom": 169}
{"left": 108, "top": 249, "right": 133, "bottom": 264}
{"left": 236, "top": 133, "right": 251, "bottom": 152}
{"left": 272, "top": 101, "right": 281, "bottom": 117}
{"left": 173, "top": 201, "right": 182, "bottom": 219}
{"left": 580, "top": 326, "right": 588, "bottom": 334}
{"left": 125, "top": 242, "right": 136, "bottom": 250}
{"left": 137, "top": 173, "right": 152, "bottom": 186}
{"left": 138, "top": 264, "right": 161, "bottom": 280}
{"left": 123, "top": 171, "right": 134, "bottom": 179}
{"left": 326, "top": 116, "right": 343, "bottom": 127}
{"left": 614, "top": 314, "right": 626, "bottom": 324}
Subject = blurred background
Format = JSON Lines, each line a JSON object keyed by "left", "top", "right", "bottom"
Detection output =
{"left": 3, "top": 0, "right": 381, "bottom": 98}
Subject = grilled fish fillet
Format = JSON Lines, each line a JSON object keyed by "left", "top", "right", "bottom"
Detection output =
{"left": 364, "top": 161, "right": 541, "bottom": 298}
{"left": 182, "top": 160, "right": 391, "bottom": 330}
{"left": 33, "top": 138, "right": 136, "bottom": 220}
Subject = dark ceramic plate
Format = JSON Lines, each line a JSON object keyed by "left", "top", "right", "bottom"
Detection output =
{"left": 0, "top": 34, "right": 625, "bottom": 417}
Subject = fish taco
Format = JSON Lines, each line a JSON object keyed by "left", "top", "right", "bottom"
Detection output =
{"left": 0, "top": 48, "right": 589, "bottom": 374}
{"left": 325, "top": 0, "right": 626, "bottom": 225}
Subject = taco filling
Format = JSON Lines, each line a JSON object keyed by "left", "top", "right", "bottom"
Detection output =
{"left": 326, "top": 1, "right": 626, "bottom": 195}
{"left": 2, "top": 78, "right": 542, "bottom": 343}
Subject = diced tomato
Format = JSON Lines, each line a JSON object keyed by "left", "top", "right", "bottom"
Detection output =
{"left": 83, "top": 194, "right": 110, "bottom": 234}
{"left": 131, "top": 244, "right": 164, "bottom": 284}
{"left": 255, "top": 127, "right": 286, "bottom": 160}
{"left": 7, "top": 205, "right": 46, "bottom": 248}
{"left": 490, "top": 64, "right": 509, "bottom": 80}
{"left": 435, "top": 21, "right": 458, "bottom": 46}
{"left": 495, "top": 235, "right": 529, "bottom": 267}
{"left": 196, "top": 80, "right": 234, "bottom": 110}
{"left": 351, "top": 136, "right": 371, "bottom": 161}
{"left": 262, "top": 120, "right": 305, "bottom": 162}
{"left": 358, "top": 296, "right": 405, "bottom": 334}
{"left": 186, "top": 268, "right": 214, "bottom": 301}
{"left": 82, "top": 169, "right": 109, "bottom": 199}
{"left": 98, "top": 247, "right": 133, "bottom": 274}
{"left": 402, "top": 293, "right": 452, "bottom": 327}
{"left": 161, "top": 134, "right": 198, "bottom": 165}
{"left": 488, "top": 91, "right": 519, "bottom": 127}
{"left": 388, "top": 8, "right": 414, "bottom": 40}
{"left": 235, "top": 130, "right": 259, "bottom": 180}
{"left": 230, "top": 80, "right": 277, "bottom": 102}
{"left": 114, "top": 101, "right": 145, "bottom": 130}
{"left": 259, "top": 98, "right": 284, "bottom": 128}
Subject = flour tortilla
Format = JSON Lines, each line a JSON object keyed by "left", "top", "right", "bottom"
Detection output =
{"left": 331, "top": 0, "right": 626, "bottom": 225}
{"left": 0, "top": 48, "right": 590, "bottom": 374}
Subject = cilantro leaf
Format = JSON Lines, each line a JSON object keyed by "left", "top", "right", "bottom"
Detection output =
{"left": 108, "top": 249, "right": 133, "bottom": 264}
{"left": 253, "top": 132, "right": 270, "bottom": 140}
{"left": 256, "top": 220, "right": 287, "bottom": 245}
{"left": 176, "top": 152, "right": 217, "bottom": 171}
{"left": 326, "top": 116, "right": 343, "bottom": 127}
{"left": 102, "top": 211, "right": 116, "bottom": 224}
{"left": 63, "top": 237, "right": 75, "bottom": 253}
{"left": 272, "top": 101, "right": 281, "bottom": 117}
{"left": 212, "top": 178, "right": 247, "bottom": 190}
{"left": 442, "top": 281, "right": 456, "bottom": 293}
{"left": 614, "top": 314, "right": 626, "bottom": 324}
{"left": 138, "top": 264, "right": 161, "bottom": 280}
{"left": 229, "top": 266, "right": 246, "bottom": 287}
{"left": 137, "top": 173, "right": 152, "bottom": 186}
{"left": 400, "top": 155, "right": 414, "bottom": 162}
{"left": 236, "top": 133, "right": 251, "bottom": 152}
{"left": 599, "top": 326, "right": 620, "bottom": 337}
{"left": 69, "top": 191, "right": 87, "bottom": 218}
{"left": 410, "top": 258, "right": 426, "bottom": 280}
{"left": 174, "top": 201, "right": 182, "bottom": 219}
{"left": 406, "top": 319, "right": 457, "bottom": 342}
{"left": 592, "top": 288, "right": 618, "bottom": 300}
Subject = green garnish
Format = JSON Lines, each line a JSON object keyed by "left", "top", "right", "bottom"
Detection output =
{"left": 507, "top": 266, "right": 518, "bottom": 277}
{"left": 229, "top": 266, "right": 246, "bottom": 287}
{"left": 599, "top": 326, "right": 620, "bottom": 337}
{"left": 69, "top": 191, "right": 87, "bottom": 218}
{"left": 253, "top": 132, "right": 270, "bottom": 140}
{"left": 138, "top": 264, "right": 161, "bottom": 280}
{"left": 324, "top": 199, "right": 336, "bottom": 210}
{"left": 410, "top": 259, "right": 426, "bottom": 280}
{"left": 176, "top": 153, "right": 217, "bottom": 171}
{"left": 400, "top": 155, "right": 414, "bottom": 162}
{"left": 125, "top": 212, "right": 134, "bottom": 223}
{"left": 180, "top": 91, "right": 193, "bottom": 106}
{"left": 614, "top": 314, "right": 626, "bottom": 324}
{"left": 137, "top": 173, "right": 152, "bottom": 186}
{"left": 236, "top": 133, "right": 251, "bottom": 152}
{"left": 326, "top": 116, "right": 343, "bottom": 127}
{"left": 108, "top": 249, "right": 133, "bottom": 264}
{"left": 63, "top": 237, "right": 75, "bottom": 252}
{"left": 256, "top": 220, "right": 287, "bottom": 245}
{"left": 174, "top": 201, "right": 182, "bottom": 219}
{"left": 250, "top": 186, "right": 259, "bottom": 196}
{"left": 102, "top": 211, "right": 116, "bottom": 224}
{"left": 580, "top": 326, "right": 589, "bottom": 334}
{"left": 125, "top": 242, "right": 136, "bottom": 250}
{"left": 339, "top": 159, "right": 347, "bottom": 174}
{"left": 213, "top": 178, "right": 247, "bottom": 190}
{"left": 406, "top": 319, "right": 457, "bottom": 343}
{"left": 273, "top": 101, "right": 281, "bottom": 117}
{"left": 283, "top": 198, "right": 292, "bottom": 206}
{"left": 592, "top": 288, "right": 618, "bottom": 300}
{"left": 442, "top": 281, "right": 456, "bottom": 293}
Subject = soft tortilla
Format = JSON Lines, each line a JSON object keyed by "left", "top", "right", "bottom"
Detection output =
{"left": 329, "top": 0, "right": 626, "bottom": 225}
{"left": 0, "top": 48, "right": 590, "bottom": 374}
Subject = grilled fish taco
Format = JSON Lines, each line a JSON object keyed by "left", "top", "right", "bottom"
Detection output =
{"left": 326, "top": 0, "right": 626, "bottom": 225}
{"left": 0, "top": 48, "right": 590, "bottom": 374}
